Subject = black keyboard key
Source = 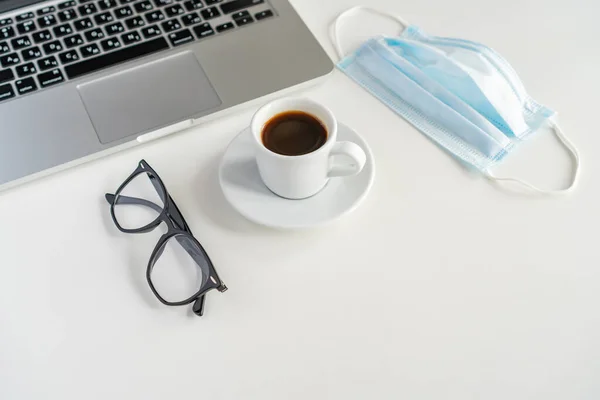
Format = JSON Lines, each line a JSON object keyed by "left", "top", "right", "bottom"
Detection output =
{"left": 0, "top": 68, "right": 14, "bottom": 84}
{"left": 11, "top": 36, "right": 32, "bottom": 50}
{"left": 192, "top": 22, "right": 213, "bottom": 38}
{"left": 16, "top": 62, "right": 37, "bottom": 76}
{"left": 17, "top": 20, "right": 37, "bottom": 34}
{"left": 59, "top": 49, "right": 80, "bottom": 63}
{"left": 16, "top": 12, "right": 35, "bottom": 21}
{"left": 75, "top": 17, "right": 94, "bottom": 30}
{"left": 220, "top": 0, "right": 262, "bottom": 14}
{"left": 65, "top": 33, "right": 84, "bottom": 47}
{"left": 231, "top": 10, "right": 248, "bottom": 19}
{"left": 133, "top": 0, "right": 154, "bottom": 13}
{"left": 38, "top": 55, "right": 59, "bottom": 70}
{"left": 85, "top": 27, "right": 105, "bottom": 41}
{"left": 145, "top": 10, "right": 164, "bottom": 22}
{"left": 235, "top": 17, "right": 254, "bottom": 26}
{"left": 37, "top": 6, "right": 56, "bottom": 15}
{"left": 0, "top": 18, "right": 12, "bottom": 26}
{"left": 120, "top": 0, "right": 136, "bottom": 3}
{"left": 38, "top": 15, "right": 58, "bottom": 27}
{"left": 134, "top": 0, "right": 153, "bottom": 12}
{"left": 100, "top": 37, "right": 121, "bottom": 50}
{"left": 216, "top": 22, "right": 233, "bottom": 32}
{"left": 165, "top": 4, "right": 184, "bottom": 16}
{"left": 0, "top": 53, "right": 20, "bottom": 67}
{"left": 22, "top": 46, "right": 42, "bottom": 60}
{"left": 121, "top": 30, "right": 141, "bottom": 44}
{"left": 184, "top": 0, "right": 203, "bottom": 10}
{"left": 105, "top": 22, "right": 125, "bottom": 34}
{"left": 38, "top": 68, "right": 64, "bottom": 87}
{"left": 98, "top": 0, "right": 117, "bottom": 9}
{"left": 141, "top": 24, "right": 161, "bottom": 37}
{"left": 43, "top": 40, "right": 64, "bottom": 54}
{"left": 234, "top": 16, "right": 252, "bottom": 26}
{"left": 161, "top": 19, "right": 181, "bottom": 32}
{"left": 115, "top": 6, "right": 133, "bottom": 18}
{"left": 80, "top": 43, "right": 100, "bottom": 57}
{"left": 58, "top": 9, "right": 77, "bottom": 22}
{"left": 125, "top": 16, "right": 145, "bottom": 29}
{"left": 0, "top": 41, "right": 9, "bottom": 54}
{"left": 0, "top": 83, "right": 15, "bottom": 101}
{"left": 254, "top": 9, "right": 272, "bottom": 20}
{"left": 0, "top": 26, "right": 15, "bottom": 39}
{"left": 32, "top": 30, "right": 52, "bottom": 42}
{"left": 200, "top": 6, "right": 219, "bottom": 19}
{"left": 65, "top": 37, "right": 168, "bottom": 78}
{"left": 54, "top": 23, "right": 74, "bottom": 37}
{"left": 79, "top": 3, "right": 98, "bottom": 15}
{"left": 154, "top": 0, "right": 173, "bottom": 6}
{"left": 168, "top": 28, "right": 193, "bottom": 46}
{"left": 77, "top": 45, "right": 100, "bottom": 60}
{"left": 15, "top": 77, "right": 37, "bottom": 95}
{"left": 181, "top": 12, "right": 201, "bottom": 26}
{"left": 95, "top": 12, "right": 114, "bottom": 24}
{"left": 205, "top": 0, "right": 220, "bottom": 3}
{"left": 58, "top": 0, "right": 77, "bottom": 9}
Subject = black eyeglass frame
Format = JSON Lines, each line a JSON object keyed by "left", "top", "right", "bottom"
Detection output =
{"left": 105, "top": 159, "right": 227, "bottom": 316}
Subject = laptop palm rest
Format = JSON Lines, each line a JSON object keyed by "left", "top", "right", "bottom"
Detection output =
{"left": 77, "top": 51, "right": 222, "bottom": 144}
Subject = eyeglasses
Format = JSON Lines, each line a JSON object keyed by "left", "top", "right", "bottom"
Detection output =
{"left": 105, "top": 160, "right": 227, "bottom": 316}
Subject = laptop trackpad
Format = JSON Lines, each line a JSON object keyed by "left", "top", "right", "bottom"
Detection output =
{"left": 78, "top": 52, "right": 221, "bottom": 144}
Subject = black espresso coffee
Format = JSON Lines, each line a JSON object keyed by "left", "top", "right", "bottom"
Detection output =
{"left": 262, "top": 111, "right": 327, "bottom": 156}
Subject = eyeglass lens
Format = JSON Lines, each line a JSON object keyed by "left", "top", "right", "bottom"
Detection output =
{"left": 150, "top": 234, "right": 206, "bottom": 302}
{"left": 114, "top": 172, "right": 165, "bottom": 230}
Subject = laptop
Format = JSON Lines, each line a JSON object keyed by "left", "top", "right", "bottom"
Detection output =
{"left": 0, "top": 0, "right": 333, "bottom": 190}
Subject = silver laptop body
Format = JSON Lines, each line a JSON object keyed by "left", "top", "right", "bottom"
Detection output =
{"left": 0, "top": 0, "right": 333, "bottom": 189}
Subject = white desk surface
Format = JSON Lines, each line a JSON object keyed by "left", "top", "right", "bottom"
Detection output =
{"left": 1, "top": 0, "right": 599, "bottom": 399}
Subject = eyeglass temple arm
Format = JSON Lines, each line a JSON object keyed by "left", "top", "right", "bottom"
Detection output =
{"left": 171, "top": 230, "right": 212, "bottom": 317}
{"left": 144, "top": 173, "right": 187, "bottom": 229}
{"left": 105, "top": 193, "right": 164, "bottom": 213}
{"left": 193, "top": 296, "right": 205, "bottom": 316}
{"left": 144, "top": 172, "right": 189, "bottom": 233}
{"left": 166, "top": 195, "right": 191, "bottom": 233}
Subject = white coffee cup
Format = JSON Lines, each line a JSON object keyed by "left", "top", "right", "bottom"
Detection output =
{"left": 251, "top": 97, "right": 367, "bottom": 199}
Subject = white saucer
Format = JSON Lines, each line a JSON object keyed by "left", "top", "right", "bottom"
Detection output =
{"left": 219, "top": 122, "right": 375, "bottom": 229}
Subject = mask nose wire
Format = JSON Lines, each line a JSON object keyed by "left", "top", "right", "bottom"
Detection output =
{"left": 331, "top": 6, "right": 410, "bottom": 60}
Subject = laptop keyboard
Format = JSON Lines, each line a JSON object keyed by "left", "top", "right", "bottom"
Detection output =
{"left": 0, "top": 0, "right": 274, "bottom": 102}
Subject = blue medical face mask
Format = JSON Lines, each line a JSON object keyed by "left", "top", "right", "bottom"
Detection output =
{"left": 332, "top": 7, "right": 580, "bottom": 194}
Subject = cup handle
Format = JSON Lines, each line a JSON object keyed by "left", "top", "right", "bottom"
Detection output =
{"left": 328, "top": 141, "right": 367, "bottom": 178}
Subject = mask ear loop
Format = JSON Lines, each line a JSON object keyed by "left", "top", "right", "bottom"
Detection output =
{"left": 484, "top": 121, "right": 580, "bottom": 195}
{"left": 331, "top": 6, "right": 410, "bottom": 60}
